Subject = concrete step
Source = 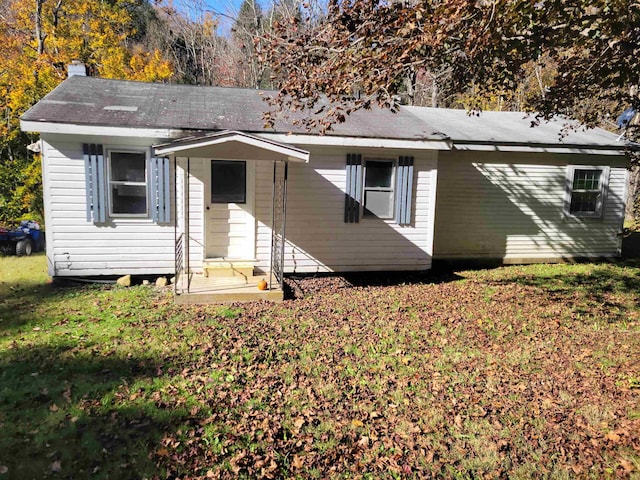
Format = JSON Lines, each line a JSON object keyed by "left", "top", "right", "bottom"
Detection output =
{"left": 203, "top": 260, "right": 254, "bottom": 279}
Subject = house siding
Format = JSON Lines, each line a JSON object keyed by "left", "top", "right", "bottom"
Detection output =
{"left": 181, "top": 159, "right": 205, "bottom": 271}
{"left": 254, "top": 148, "right": 438, "bottom": 273}
{"left": 42, "top": 134, "right": 175, "bottom": 277}
{"left": 433, "top": 151, "right": 628, "bottom": 261}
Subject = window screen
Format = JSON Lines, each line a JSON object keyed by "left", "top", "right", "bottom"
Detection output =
{"left": 363, "top": 160, "right": 394, "bottom": 218}
{"left": 211, "top": 160, "right": 246, "bottom": 203}
{"left": 569, "top": 169, "right": 602, "bottom": 215}
{"left": 109, "top": 151, "right": 147, "bottom": 215}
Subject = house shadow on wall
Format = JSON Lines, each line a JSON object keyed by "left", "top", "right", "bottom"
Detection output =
{"left": 249, "top": 158, "right": 460, "bottom": 299}
{"left": 433, "top": 152, "right": 626, "bottom": 264}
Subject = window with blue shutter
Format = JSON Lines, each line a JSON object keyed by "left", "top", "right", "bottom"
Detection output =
{"left": 83, "top": 144, "right": 170, "bottom": 224}
{"left": 344, "top": 153, "right": 414, "bottom": 225}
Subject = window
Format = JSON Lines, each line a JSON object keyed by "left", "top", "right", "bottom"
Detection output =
{"left": 344, "top": 154, "right": 413, "bottom": 224}
{"left": 211, "top": 160, "right": 246, "bottom": 203}
{"left": 363, "top": 159, "right": 394, "bottom": 218}
{"left": 109, "top": 151, "right": 148, "bottom": 216}
{"left": 566, "top": 166, "right": 608, "bottom": 218}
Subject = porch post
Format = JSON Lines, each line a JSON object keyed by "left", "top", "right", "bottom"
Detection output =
{"left": 280, "top": 161, "right": 288, "bottom": 290}
{"left": 269, "top": 160, "right": 288, "bottom": 290}
{"left": 269, "top": 161, "right": 276, "bottom": 290}
{"left": 174, "top": 156, "right": 178, "bottom": 294}
{"left": 186, "top": 157, "right": 191, "bottom": 293}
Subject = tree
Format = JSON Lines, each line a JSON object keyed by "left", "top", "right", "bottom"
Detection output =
{"left": 148, "top": 0, "right": 230, "bottom": 86}
{"left": 231, "top": 0, "right": 265, "bottom": 88}
{"left": 0, "top": 0, "right": 173, "bottom": 223}
{"left": 264, "top": 0, "right": 640, "bottom": 130}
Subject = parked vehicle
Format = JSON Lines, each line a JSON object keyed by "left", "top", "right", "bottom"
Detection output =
{"left": 0, "top": 220, "right": 45, "bottom": 256}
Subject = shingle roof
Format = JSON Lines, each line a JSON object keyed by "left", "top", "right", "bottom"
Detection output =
{"left": 22, "top": 76, "right": 626, "bottom": 149}
{"left": 21, "top": 76, "right": 442, "bottom": 141}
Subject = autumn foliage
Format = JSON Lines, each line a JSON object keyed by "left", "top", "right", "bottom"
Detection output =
{"left": 0, "top": 0, "right": 173, "bottom": 222}
{"left": 264, "top": 0, "right": 640, "bottom": 131}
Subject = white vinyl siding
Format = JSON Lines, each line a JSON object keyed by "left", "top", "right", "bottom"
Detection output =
{"left": 176, "top": 158, "right": 205, "bottom": 272}
{"left": 254, "top": 149, "right": 438, "bottom": 273}
{"left": 42, "top": 134, "right": 175, "bottom": 277}
{"left": 433, "top": 151, "right": 628, "bottom": 261}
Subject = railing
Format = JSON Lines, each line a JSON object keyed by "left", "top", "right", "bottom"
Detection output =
{"left": 270, "top": 161, "right": 287, "bottom": 289}
{"left": 175, "top": 232, "right": 184, "bottom": 293}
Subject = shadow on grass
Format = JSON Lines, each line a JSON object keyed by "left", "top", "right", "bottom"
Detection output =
{"left": 283, "top": 269, "right": 465, "bottom": 299}
{"left": 0, "top": 342, "right": 188, "bottom": 479}
{"left": 0, "top": 279, "right": 94, "bottom": 333}
{"left": 485, "top": 260, "right": 640, "bottom": 320}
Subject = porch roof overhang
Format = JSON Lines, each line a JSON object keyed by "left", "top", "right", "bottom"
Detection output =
{"left": 154, "top": 130, "right": 310, "bottom": 163}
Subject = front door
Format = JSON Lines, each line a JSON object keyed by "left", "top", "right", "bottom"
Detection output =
{"left": 205, "top": 159, "right": 255, "bottom": 259}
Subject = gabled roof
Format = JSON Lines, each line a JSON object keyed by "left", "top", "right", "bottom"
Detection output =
{"left": 154, "top": 130, "right": 310, "bottom": 162}
{"left": 20, "top": 76, "right": 443, "bottom": 141}
{"left": 21, "top": 76, "right": 627, "bottom": 152}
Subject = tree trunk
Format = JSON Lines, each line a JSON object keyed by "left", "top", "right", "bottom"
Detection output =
{"left": 35, "top": 0, "right": 46, "bottom": 55}
{"left": 431, "top": 75, "right": 438, "bottom": 108}
{"left": 626, "top": 165, "right": 640, "bottom": 224}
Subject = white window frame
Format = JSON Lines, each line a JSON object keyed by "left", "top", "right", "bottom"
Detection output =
{"left": 363, "top": 157, "right": 396, "bottom": 219}
{"left": 107, "top": 149, "right": 149, "bottom": 218}
{"left": 564, "top": 165, "right": 609, "bottom": 219}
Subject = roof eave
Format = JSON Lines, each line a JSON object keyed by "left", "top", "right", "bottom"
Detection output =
{"left": 154, "top": 130, "right": 310, "bottom": 163}
{"left": 452, "top": 141, "right": 628, "bottom": 156}
{"left": 20, "top": 119, "right": 182, "bottom": 139}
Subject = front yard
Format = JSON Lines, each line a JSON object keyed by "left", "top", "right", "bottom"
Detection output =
{"left": 0, "top": 255, "right": 639, "bottom": 479}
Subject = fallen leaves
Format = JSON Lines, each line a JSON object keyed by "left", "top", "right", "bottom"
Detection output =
{"left": 147, "top": 274, "right": 640, "bottom": 478}
{"left": 3, "top": 266, "right": 640, "bottom": 478}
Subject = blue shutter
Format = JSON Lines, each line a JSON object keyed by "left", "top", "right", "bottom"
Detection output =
{"left": 150, "top": 156, "right": 171, "bottom": 223}
{"left": 83, "top": 144, "right": 106, "bottom": 223}
{"left": 395, "top": 156, "right": 414, "bottom": 226}
{"left": 344, "top": 154, "right": 362, "bottom": 223}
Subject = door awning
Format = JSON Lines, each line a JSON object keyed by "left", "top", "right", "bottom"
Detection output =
{"left": 154, "top": 130, "right": 309, "bottom": 163}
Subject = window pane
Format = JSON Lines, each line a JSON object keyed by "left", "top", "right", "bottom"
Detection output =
{"left": 211, "top": 161, "right": 246, "bottom": 203}
{"left": 111, "top": 184, "right": 147, "bottom": 214}
{"left": 570, "top": 191, "right": 599, "bottom": 213}
{"left": 111, "top": 152, "right": 146, "bottom": 182}
{"left": 364, "top": 190, "right": 394, "bottom": 218}
{"left": 365, "top": 161, "right": 392, "bottom": 188}
{"left": 573, "top": 170, "right": 601, "bottom": 191}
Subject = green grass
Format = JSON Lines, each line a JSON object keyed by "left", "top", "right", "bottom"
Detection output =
{"left": 1, "top": 255, "right": 639, "bottom": 478}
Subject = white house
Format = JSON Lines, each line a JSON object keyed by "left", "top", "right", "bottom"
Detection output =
{"left": 20, "top": 75, "right": 629, "bottom": 302}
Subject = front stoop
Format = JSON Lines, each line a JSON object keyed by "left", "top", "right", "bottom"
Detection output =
{"left": 203, "top": 259, "right": 255, "bottom": 279}
{"left": 175, "top": 288, "right": 283, "bottom": 304}
{"left": 174, "top": 273, "right": 284, "bottom": 304}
